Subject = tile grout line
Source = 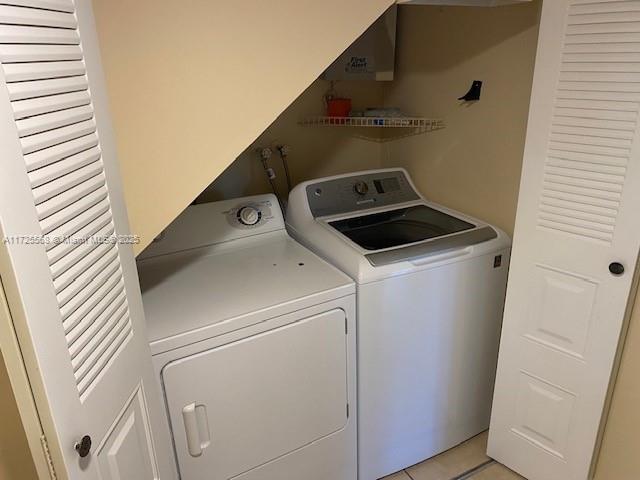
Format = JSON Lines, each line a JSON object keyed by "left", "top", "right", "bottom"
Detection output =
{"left": 454, "top": 459, "right": 496, "bottom": 480}
{"left": 401, "top": 458, "right": 495, "bottom": 480}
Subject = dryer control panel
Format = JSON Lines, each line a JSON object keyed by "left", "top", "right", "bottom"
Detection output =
{"left": 225, "top": 199, "right": 275, "bottom": 230}
{"left": 138, "top": 194, "right": 284, "bottom": 260}
{"left": 306, "top": 169, "right": 419, "bottom": 218}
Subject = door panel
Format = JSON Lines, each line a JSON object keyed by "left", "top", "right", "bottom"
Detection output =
{"left": 162, "top": 309, "right": 348, "bottom": 480}
{"left": 512, "top": 372, "right": 575, "bottom": 459}
{"left": 96, "top": 385, "right": 157, "bottom": 480}
{"left": 0, "top": 1, "right": 175, "bottom": 478}
{"left": 525, "top": 266, "right": 597, "bottom": 359}
{"left": 489, "top": 1, "right": 640, "bottom": 479}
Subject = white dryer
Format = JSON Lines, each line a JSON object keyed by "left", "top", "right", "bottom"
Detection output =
{"left": 137, "top": 194, "right": 356, "bottom": 480}
{"left": 287, "top": 169, "right": 511, "bottom": 480}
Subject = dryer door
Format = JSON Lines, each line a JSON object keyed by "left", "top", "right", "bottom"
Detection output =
{"left": 162, "top": 309, "right": 349, "bottom": 480}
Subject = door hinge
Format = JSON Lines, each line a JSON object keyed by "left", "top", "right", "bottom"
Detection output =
{"left": 40, "top": 434, "right": 58, "bottom": 480}
{"left": 346, "top": 403, "right": 350, "bottom": 418}
{"left": 345, "top": 317, "right": 348, "bottom": 335}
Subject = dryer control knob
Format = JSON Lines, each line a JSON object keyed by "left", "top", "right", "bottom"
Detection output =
{"left": 237, "top": 206, "right": 261, "bottom": 226}
{"left": 354, "top": 181, "right": 369, "bottom": 196}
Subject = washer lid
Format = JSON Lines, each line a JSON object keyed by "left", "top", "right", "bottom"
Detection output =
{"left": 328, "top": 204, "right": 476, "bottom": 251}
{"left": 138, "top": 235, "right": 354, "bottom": 354}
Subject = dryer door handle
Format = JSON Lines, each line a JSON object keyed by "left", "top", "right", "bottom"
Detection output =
{"left": 182, "top": 402, "right": 211, "bottom": 457}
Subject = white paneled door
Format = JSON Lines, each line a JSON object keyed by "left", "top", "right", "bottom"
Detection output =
{"left": 0, "top": 1, "right": 175, "bottom": 479}
{"left": 489, "top": 1, "right": 640, "bottom": 480}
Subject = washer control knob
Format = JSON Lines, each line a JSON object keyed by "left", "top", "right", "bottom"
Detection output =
{"left": 237, "top": 206, "right": 261, "bottom": 226}
{"left": 354, "top": 181, "right": 369, "bottom": 196}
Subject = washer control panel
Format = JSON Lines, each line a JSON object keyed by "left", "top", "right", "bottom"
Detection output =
{"left": 306, "top": 170, "right": 419, "bottom": 218}
{"left": 226, "top": 200, "right": 274, "bottom": 229}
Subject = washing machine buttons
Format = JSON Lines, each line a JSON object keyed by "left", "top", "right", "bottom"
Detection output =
{"left": 354, "top": 181, "right": 369, "bottom": 196}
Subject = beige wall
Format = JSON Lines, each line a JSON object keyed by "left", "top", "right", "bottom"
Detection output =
{"left": 197, "top": 79, "right": 385, "bottom": 203}
{"left": 92, "top": 0, "right": 393, "bottom": 254}
{"left": 0, "top": 354, "right": 37, "bottom": 480}
{"left": 382, "top": 2, "right": 542, "bottom": 236}
{"left": 198, "top": 2, "right": 543, "bottom": 233}
{"left": 594, "top": 287, "right": 640, "bottom": 480}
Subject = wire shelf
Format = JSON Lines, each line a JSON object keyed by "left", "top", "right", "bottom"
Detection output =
{"left": 299, "top": 116, "right": 445, "bottom": 130}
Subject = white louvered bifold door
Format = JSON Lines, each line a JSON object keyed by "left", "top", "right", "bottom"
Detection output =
{"left": 488, "top": 1, "right": 640, "bottom": 479}
{"left": 0, "top": 1, "right": 175, "bottom": 479}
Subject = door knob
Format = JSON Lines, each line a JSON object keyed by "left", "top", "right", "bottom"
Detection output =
{"left": 74, "top": 435, "right": 92, "bottom": 458}
{"left": 609, "top": 262, "right": 625, "bottom": 276}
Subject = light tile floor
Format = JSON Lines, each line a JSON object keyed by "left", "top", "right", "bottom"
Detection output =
{"left": 381, "top": 432, "right": 525, "bottom": 480}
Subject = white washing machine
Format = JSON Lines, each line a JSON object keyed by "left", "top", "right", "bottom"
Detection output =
{"left": 137, "top": 194, "right": 357, "bottom": 480}
{"left": 286, "top": 169, "right": 511, "bottom": 480}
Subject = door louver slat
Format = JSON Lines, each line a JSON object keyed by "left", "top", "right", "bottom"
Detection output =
{"left": 24, "top": 132, "right": 98, "bottom": 170}
{"left": 49, "top": 221, "right": 115, "bottom": 281}
{"left": 58, "top": 257, "right": 120, "bottom": 318}
{"left": 3, "top": 60, "right": 86, "bottom": 82}
{"left": 537, "top": 1, "right": 640, "bottom": 244}
{"left": 39, "top": 186, "right": 108, "bottom": 235}
{"left": 65, "top": 285, "right": 126, "bottom": 345}
{"left": 570, "top": 1, "right": 640, "bottom": 15}
{"left": 68, "top": 298, "right": 128, "bottom": 366}
{"left": 62, "top": 272, "right": 124, "bottom": 334}
{"left": 549, "top": 132, "right": 632, "bottom": 149}
{"left": 71, "top": 302, "right": 128, "bottom": 369}
{"left": 0, "top": 43, "right": 83, "bottom": 63}
{"left": 53, "top": 240, "right": 115, "bottom": 295}
{"left": 21, "top": 119, "right": 96, "bottom": 155}
{"left": 73, "top": 311, "right": 129, "bottom": 380}
{"left": 17, "top": 104, "right": 94, "bottom": 138}
{"left": 35, "top": 172, "right": 105, "bottom": 216}
{"left": 46, "top": 210, "right": 112, "bottom": 267}
{"left": 0, "top": 0, "right": 74, "bottom": 13}
{"left": 12, "top": 90, "right": 91, "bottom": 120}
{"left": 75, "top": 313, "right": 132, "bottom": 396}
{"left": 6, "top": 75, "right": 89, "bottom": 102}
{"left": 32, "top": 162, "right": 103, "bottom": 205}
{"left": 0, "top": 24, "right": 79, "bottom": 44}
{"left": 44, "top": 199, "right": 110, "bottom": 255}
{"left": 0, "top": 3, "right": 134, "bottom": 399}
{"left": 29, "top": 145, "right": 101, "bottom": 187}
{"left": 55, "top": 244, "right": 118, "bottom": 305}
{"left": 0, "top": 5, "right": 77, "bottom": 28}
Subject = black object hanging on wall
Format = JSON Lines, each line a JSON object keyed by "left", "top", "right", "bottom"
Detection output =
{"left": 458, "top": 80, "right": 483, "bottom": 102}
